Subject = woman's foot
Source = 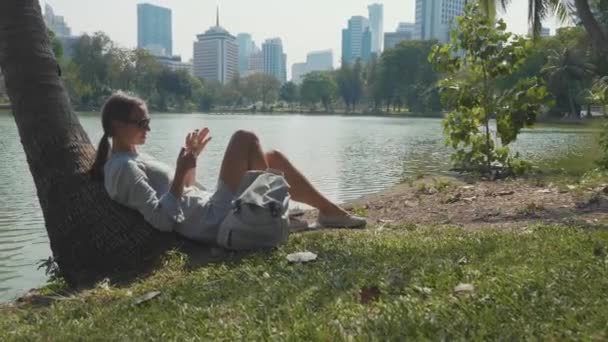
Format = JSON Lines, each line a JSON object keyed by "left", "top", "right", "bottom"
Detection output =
{"left": 316, "top": 210, "right": 367, "bottom": 229}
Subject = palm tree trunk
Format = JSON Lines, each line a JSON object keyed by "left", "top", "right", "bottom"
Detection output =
{"left": 567, "top": 82, "right": 578, "bottom": 118}
{"left": 574, "top": 0, "right": 608, "bottom": 56}
{"left": 0, "top": 0, "right": 175, "bottom": 286}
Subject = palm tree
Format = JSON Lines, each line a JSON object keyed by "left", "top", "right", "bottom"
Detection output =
{"left": 542, "top": 48, "right": 596, "bottom": 117}
{"left": 0, "top": 0, "right": 176, "bottom": 286}
{"left": 475, "top": 0, "right": 608, "bottom": 55}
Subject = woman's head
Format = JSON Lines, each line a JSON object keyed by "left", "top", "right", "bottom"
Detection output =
{"left": 90, "top": 92, "right": 151, "bottom": 181}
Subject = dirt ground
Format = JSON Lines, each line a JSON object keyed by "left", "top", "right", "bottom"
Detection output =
{"left": 302, "top": 176, "right": 608, "bottom": 230}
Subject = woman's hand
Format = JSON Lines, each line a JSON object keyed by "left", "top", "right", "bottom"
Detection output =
{"left": 175, "top": 147, "right": 197, "bottom": 174}
{"left": 171, "top": 148, "right": 196, "bottom": 199}
{"left": 185, "top": 128, "right": 212, "bottom": 158}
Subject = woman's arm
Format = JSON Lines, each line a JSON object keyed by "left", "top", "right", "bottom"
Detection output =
{"left": 184, "top": 128, "right": 212, "bottom": 187}
{"left": 172, "top": 148, "right": 196, "bottom": 196}
{"left": 183, "top": 168, "right": 196, "bottom": 188}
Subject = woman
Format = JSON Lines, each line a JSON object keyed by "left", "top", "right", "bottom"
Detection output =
{"left": 90, "top": 92, "right": 366, "bottom": 244}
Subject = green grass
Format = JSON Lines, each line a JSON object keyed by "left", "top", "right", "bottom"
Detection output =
{"left": 2, "top": 224, "right": 608, "bottom": 340}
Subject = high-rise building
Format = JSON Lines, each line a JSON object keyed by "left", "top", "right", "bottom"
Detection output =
{"left": 306, "top": 50, "right": 333, "bottom": 71}
{"left": 137, "top": 3, "right": 173, "bottom": 56}
{"left": 384, "top": 22, "right": 415, "bottom": 50}
{"left": 156, "top": 56, "right": 194, "bottom": 75}
{"left": 193, "top": 10, "right": 238, "bottom": 84}
{"left": 291, "top": 50, "right": 333, "bottom": 84}
{"left": 368, "top": 3, "right": 384, "bottom": 53}
{"left": 281, "top": 53, "right": 288, "bottom": 84}
{"left": 44, "top": 4, "right": 72, "bottom": 37}
{"left": 342, "top": 16, "right": 371, "bottom": 64}
{"left": 415, "top": 0, "right": 465, "bottom": 43}
{"left": 237, "top": 33, "right": 256, "bottom": 76}
{"left": 246, "top": 49, "right": 264, "bottom": 76}
{"left": 58, "top": 36, "right": 81, "bottom": 58}
{"left": 262, "top": 38, "right": 287, "bottom": 83}
{"left": 291, "top": 63, "right": 308, "bottom": 84}
{"left": 528, "top": 27, "right": 552, "bottom": 37}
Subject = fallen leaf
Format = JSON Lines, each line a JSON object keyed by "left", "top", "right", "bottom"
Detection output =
{"left": 496, "top": 191, "right": 515, "bottom": 196}
{"left": 461, "top": 185, "right": 475, "bottom": 190}
{"left": 536, "top": 189, "right": 552, "bottom": 194}
{"left": 286, "top": 251, "right": 317, "bottom": 263}
{"left": 413, "top": 286, "right": 432, "bottom": 296}
{"left": 97, "top": 278, "right": 111, "bottom": 290}
{"left": 457, "top": 256, "right": 468, "bottom": 265}
{"left": 454, "top": 283, "right": 475, "bottom": 297}
{"left": 359, "top": 286, "right": 381, "bottom": 304}
{"left": 567, "top": 185, "right": 576, "bottom": 190}
{"left": 463, "top": 196, "right": 477, "bottom": 202}
{"left": 134, "top": 291, "right": 161, "bottom": 305}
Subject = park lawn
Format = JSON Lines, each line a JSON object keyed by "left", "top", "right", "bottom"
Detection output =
{"left": 1, "top": 224, "right": 608, "bottom": 340}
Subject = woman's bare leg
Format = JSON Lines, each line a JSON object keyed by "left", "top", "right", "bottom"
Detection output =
{"left": 218, "top": 131, "right": 346, "bottom": 216}
{"left": 265, "top": 149, "right": 346, "bottom": 216}
{"left": 218, "top": 130, "right": 268, "bottom": 193}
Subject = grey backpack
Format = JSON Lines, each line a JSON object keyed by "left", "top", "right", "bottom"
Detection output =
{"left": 216, "top": 169, "right": 291, "bottom": 251}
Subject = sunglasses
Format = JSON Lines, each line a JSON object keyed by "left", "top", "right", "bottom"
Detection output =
{"left": 120, "top": 117, "right": 151, "bottom": 129}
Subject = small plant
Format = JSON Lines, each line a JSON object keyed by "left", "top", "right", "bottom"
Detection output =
{"left": 430, "top": 4, "right": 550, "bottom": 177}
{"left": 433, "top": 178, "right": 452, "bottom": 192}
{"left": 415, "top": 182, "right": 434, "bottom": 195}
{"left": 400, "top": 175, "right": 415, "bottom": 187}
{"left": 352, "top": 206, "right": 368, "bottom": 217}
{"left": 517, "top": 202, "right": 546, "bottom": 216}
{"left": 443, "top": 193, "right": 462, "bottom": 204}
{"left": 37, "top": 256, "right": 62, "bottom": 283}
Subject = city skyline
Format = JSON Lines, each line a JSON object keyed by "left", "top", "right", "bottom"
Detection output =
{"left": 41, "top": 0, "right": 564, "bottom": 75}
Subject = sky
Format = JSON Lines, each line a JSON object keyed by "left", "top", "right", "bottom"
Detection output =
{"left": 41, "top": 0, "right": 567, "bottom": 74}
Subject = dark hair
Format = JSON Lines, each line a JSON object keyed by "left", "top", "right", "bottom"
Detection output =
{"left": 90, "top": 92, "right": 146, "bottom": 181}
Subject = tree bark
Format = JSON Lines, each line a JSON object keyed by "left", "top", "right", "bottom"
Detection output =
{"left": 574, "top": 0, "right": 608, "bottom": 56}
{"left": 0, "top": 0, "right": 176, "bottom": 286}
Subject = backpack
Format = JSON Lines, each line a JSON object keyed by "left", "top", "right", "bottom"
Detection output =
{"left": 216, "top": 169, "right": 291, "bottom": 251}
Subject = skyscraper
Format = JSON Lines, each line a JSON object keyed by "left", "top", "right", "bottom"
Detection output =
{"left": 384, "top": 22, "right": 415, "bottom": 50}
{"left": 137, "top": 3, "right": 173, "bottom": 56}
{"left": 291, "top": 63, "right": 308, "bottom": 84}
{"left": 237, "top": 33, "right": 256, "bottom": 76}
{"left": 306, "top": 50, "right": 333, "bottom": 71}
{"left": 262, "top": 38, "right": 286, "bottom": 83}
{"left": 342, "top": 16, "right": 371, "bottom": 64}
{"left": 44, "top": 4, "right": 72, "bottom": 37}
{"left": 246, "top": 49, "right": 264, "bottom": 76}
{"left": 368, "top": 3, "right": 384, "bottom": 53}
{"left": 193, "top": 10, "right": 238, "bottom": 84}
{"left": 528, "top": 27, "right": 552, "bottom": 37}
{"left": 415, "top": 0, "right": 465, "bottom": 43}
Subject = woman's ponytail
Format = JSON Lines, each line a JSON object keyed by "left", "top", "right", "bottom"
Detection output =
{"left": 89, "top": 92, "right": 146, "bottom": 181}
{"left": 90, "top": 133, "right": 111, "bottom": 181}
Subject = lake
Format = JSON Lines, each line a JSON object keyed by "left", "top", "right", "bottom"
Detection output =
{"left": 0, "top": 112, "right": 599, "bottom": 302}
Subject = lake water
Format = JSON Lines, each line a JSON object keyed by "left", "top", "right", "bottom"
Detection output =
{"left": 0, "top": 112, "right": 599, "bottom": 302}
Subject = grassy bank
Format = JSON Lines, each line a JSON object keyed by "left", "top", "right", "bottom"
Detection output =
{"left": 2, "top": 224, "right": 608, "bottom": 340}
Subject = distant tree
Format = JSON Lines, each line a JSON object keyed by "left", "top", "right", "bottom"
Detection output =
{"left": 485, "top": 0, "right": 607, "bottom": 55}
{"left": 279, "top": 82, "right": 299, "bottom": 109}
{"left": 48, "top": 30, "right": 64, "bottom": 60}
{"left": 242, "top": 73, "right": 280, "bottom": 108}
{"left": 336, "top": 60, "right": 364, "bottom": 112}
{"left": 542, "top": 48, "right": 596, "bottom": 118}
{"left": 300, "top": 72, "right": 337, "bottom": 112}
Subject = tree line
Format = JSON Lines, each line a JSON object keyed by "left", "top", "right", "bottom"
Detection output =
{"left": 50, "top": 31, "right": 443, "bottom": 114}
